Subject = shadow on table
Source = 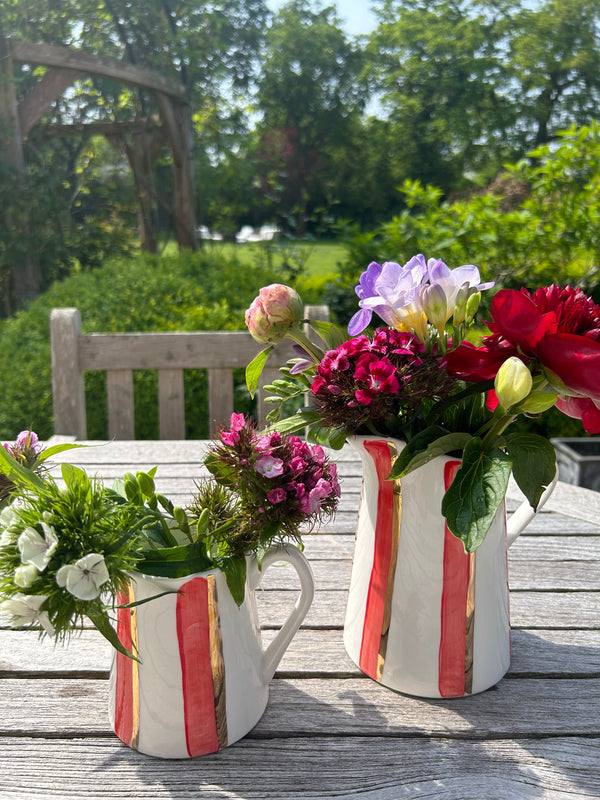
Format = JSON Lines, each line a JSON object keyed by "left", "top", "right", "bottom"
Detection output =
{"left": 94, "top": 630, "right": 599, "bottom": 800}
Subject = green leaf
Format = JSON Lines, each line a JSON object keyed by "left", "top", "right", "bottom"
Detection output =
{"left": 61, "top": 463, "right": 91, "bottom": 496}
{"left": 306, "top": 320, "right": 348, "bottom": 350}
{"left": 307, "top": 421, "right": 348, "bottom": 449}
{"left": 136, "top": 542, "right": 214, "bottom": 578}
{"left": 204, "top": 453, "right": 238, "bottom": 486}
{"left": 246, "top": 346, "right": 274, "bottom": 397}
{"left": 0, "top": 444, "right": 46, "bottom": 492}
{"left": 505, "top": 433, "right": 557, "bottom": 510}
{"left": 86, "top": 607, "right": 139, "bottom": 661}
{"left": 387, "top": 428, "right": 471, "bottom": 480}
{"left": 441, "top": 438, "right": 513, "bottom": 552}
{"left": 269, "top": 409, "right": 321, "bottom": 434}
{"left": 37, "top": 442, "right": 88, "bottom": 462}
{"left": 221, "top": 556, "right": 247, "bottom": 607}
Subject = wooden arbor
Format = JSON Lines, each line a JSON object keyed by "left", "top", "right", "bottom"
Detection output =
{"left": 0, "top": 38, "right": 198, "bottom": 306}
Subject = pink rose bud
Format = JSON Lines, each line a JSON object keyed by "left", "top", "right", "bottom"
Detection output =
{"left": 245, "top": 284, "right": 303, "bottom": 345}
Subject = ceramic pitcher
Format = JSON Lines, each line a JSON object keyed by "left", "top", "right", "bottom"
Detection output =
{"left": 108, "top": 544, "right": 313, "bottom": 758}
{"left": 343, "top": 435, "right": 557, "bottom": 698}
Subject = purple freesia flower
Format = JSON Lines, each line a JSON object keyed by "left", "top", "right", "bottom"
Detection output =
{"left": 348, "top": 257, "right": 429, "bottom": 340}
{"left": 424, "top": 259, "right": 494, "bottom": 322}
{"left": 348, "top": 255, "right": 493, "bottom": 341}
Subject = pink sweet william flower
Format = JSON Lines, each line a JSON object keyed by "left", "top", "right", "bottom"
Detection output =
{"left": 267, "top": 487, "right": 287, "bottom": 504}
{"left": 354, "top": 356, "right": 400, "bottom": 405}
{"left": 221, "top": 430, "right": 240, "bottom": 446}
{"left": 229, "top": 413, "right": 246, "bottom": 432}
{"left": 255, "top": 455, "right": 284, "bottom": 478}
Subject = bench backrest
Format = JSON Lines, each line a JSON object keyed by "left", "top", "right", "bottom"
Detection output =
{"left": 50, "top": 306, "right": 329, "bottom": 439}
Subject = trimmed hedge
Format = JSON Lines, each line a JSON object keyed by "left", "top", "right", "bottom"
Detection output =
{"left": 0, "top": 250, "right": 287, "bottom": 441}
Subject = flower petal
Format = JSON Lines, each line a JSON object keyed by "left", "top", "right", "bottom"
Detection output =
{"left": 537, "top": 333, "right": 600, "bottom": 399}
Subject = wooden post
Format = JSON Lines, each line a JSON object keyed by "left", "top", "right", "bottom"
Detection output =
{"left": 50, "top": 308, "right": 87, "bottom": 439}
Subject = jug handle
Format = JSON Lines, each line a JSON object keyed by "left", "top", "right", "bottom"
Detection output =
{"left": 247, "top": 544, "right": 315, "bottom": 683}
{"left": 506, "top": 469, "right": 559, "bottom": 548}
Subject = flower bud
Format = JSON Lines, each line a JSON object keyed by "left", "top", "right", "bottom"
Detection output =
{"left": 419, "top": 283, "right": 447, "bottom": 336}
{"left": 245, "top": 284, "right": 303, "bottom": 345}
{"left": 465, "top": 291, "right": 481, "bottom": 323}
{"left": 452, "top": 282, "right": 470, "bottom": 326}
{"left": 14, "top": 564, "right": 39, "bottom": 588}
{"left": 494, "top": 357, "right": 533, "bottom": 409}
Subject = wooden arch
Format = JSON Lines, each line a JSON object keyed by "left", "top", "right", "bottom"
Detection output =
{"left": 0, "top": 38, "right": 198, "bottom": 308}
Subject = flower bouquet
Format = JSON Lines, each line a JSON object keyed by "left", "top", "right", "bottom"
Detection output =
{"left": 245, "top": 256, "right": 600, "bottom": 553}
{"left": 0, "top": 417, "right": 340, "bottom": 657}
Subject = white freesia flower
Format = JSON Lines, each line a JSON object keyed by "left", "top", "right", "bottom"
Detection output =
{"left": 14, "top": 564, "right": 39, "bottom": 588}
{"left": 56, "top": 553, "right": 110, "bottom": 600}
{"left": 17, "top": 523, "right": 59, "bottom": 570}
{"left": 1, "top": 593, "right": 54, "bottom": 635}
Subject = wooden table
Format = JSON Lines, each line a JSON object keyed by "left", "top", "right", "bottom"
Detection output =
{"left": 1, "top": 439, "right": 600, "bottom": 799}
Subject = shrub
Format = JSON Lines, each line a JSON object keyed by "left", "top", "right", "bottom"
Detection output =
{"left": 0, "top": 250, "right": 282, "bottom": 441}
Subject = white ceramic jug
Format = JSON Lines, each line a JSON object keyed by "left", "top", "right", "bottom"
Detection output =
{"left": 343, "top": 436, "right": 557, "bottom": 698}
{"left": 108, "top": 544, "right": 313, "bottom": 758}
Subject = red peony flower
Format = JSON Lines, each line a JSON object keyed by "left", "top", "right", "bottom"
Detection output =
{"left": 445, "top": 285, "right": 600, "bottom": 432}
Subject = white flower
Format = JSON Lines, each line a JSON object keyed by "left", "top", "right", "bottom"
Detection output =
{"left": 14, "top": 564, "right": 39, "bottom": 588}
{"left": 56, "top": 553, "right": 110, "bottom": 600}
{"left": 17, "top": 523, "right": 59, "bottom": 570}
{"left": 0, "top": 505, "right": 21, "bottom": 546}
{"left": 1, "top": 593, "right": 54, "bottom": 635}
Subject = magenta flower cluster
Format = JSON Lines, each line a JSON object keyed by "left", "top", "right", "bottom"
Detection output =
{"left": 211, "top": 414, "right": 341, "bottom": 550}
{"left": 1, "top": 431, "right": 43, "bottom": 506}
{"left": 310, "top": 328, "right": 457, "bottom": 433}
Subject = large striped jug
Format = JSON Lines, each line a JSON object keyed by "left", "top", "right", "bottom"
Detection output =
{"left": 109, "top": 545, "right": 313, "bottom": 758}
{"left": 343, "top": 435, "right": 557, "bottom": 698}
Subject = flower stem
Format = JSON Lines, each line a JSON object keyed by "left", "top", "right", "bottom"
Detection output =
{"left": 285, "top": 327, "right": 325, "bottom": 364}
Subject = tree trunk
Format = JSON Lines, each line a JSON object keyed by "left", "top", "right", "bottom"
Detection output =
{"left": 0, "top": 38, "right": 40, "bottom": 311}
{"left": 153, "top": 93, "right": 198, "bottom": 250}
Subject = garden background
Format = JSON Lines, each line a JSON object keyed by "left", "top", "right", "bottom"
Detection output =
{"left": 1, "top": 0, "right": 599, "bottom": 441}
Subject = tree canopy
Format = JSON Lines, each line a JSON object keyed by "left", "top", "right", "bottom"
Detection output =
{"left": 1, "top": 0, "right": 599, "bottom": 313}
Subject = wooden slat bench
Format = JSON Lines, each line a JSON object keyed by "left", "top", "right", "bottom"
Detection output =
{"left": 50, "top": 306, "right": 328, "bottom": 439}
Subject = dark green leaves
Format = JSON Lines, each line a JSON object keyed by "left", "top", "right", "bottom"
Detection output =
{"left": 387, "top": 427, "right": 472, "bottom": 480}
{"left": 221, "top": 556, "right": 247, "bottom": 607}
{"left": 504, "top": 432, "right": 556, "bottom": 510}
{"left": 441, "top": 438, "right": 512, "bottom": 552}
{"left": 246, "top": 345, "right": 274, "bottom": 397}
{"left": 136, "top": 542, "right": 214, "bottom": 579}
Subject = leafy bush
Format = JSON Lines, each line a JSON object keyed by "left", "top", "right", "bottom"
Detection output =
{"left": 0, "top": 250, "right": 283, "bottom": 441}
{"left": 332, "top": 123, "right": 600, "bottom": 307}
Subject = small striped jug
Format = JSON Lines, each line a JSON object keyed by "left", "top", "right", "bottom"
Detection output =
{"left": 343, "top": 435, "right": 557, "bottom": 698}
{"left": 109, "top": 544, "right": 313, "bottom": 758}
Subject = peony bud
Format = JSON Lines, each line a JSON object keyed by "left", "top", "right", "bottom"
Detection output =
{"left": 245, "top": 284, "right": 303, "bottom": 345}
{"left": 494, "top": 356, "right": 533, "bottom": 409}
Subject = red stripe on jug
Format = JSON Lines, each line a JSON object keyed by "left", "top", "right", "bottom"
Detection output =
{"left": 176, "top": 576, "right": 220, "bottom": 757}
{"left": 114, "top": 591, "right": 135, "bottom": 746}
{"left": 359, "top": 440, "right": 395, "bottom": 680}
{"left": 439, "top": 460, "right": 472, "bottom": 697}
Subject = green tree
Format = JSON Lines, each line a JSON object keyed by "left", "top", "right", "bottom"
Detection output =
{"left": 366, "top": 0, "right": 518, "bottom": 192}
{"left": 509, "top": 0, "right": 600, "bottom": 146}
{"left": 254, "top": 0, "right": 365, "bottom": 232}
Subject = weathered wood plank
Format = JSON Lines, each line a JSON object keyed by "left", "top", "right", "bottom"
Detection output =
{"left": 2, "top": 628, "right": 599, "bottom": 678}
{"left": 0, "top": 736, "right": 598, "bottom": 800}
{"left": 157, "top": 369, "right": 185, "bottom": 439}
{"left": 1, "top": 677, "right": 599, "bottom": 738}
{"left": 106, "top": 370, "right": 135, "bottom": 439}
{"left": 207, "top": 367, "right": 234, "bottom": 437}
